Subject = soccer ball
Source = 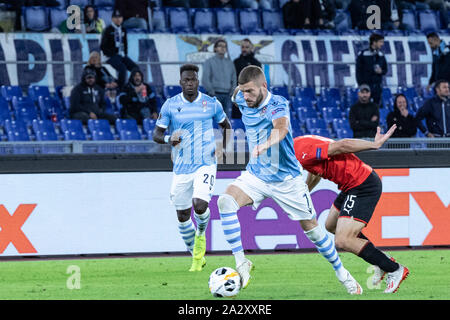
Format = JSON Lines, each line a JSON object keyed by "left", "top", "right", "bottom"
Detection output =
{"left": 208, "top": 267, "right": 241, "bottom": 298}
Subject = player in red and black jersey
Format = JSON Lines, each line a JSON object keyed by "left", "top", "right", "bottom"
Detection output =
{"left": 294, "top": 124, "right": 409, "bottom": 294}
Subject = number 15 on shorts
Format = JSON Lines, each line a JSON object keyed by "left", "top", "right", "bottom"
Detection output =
{"left": 342, "top": 195, "right": 356, "bottom": 215}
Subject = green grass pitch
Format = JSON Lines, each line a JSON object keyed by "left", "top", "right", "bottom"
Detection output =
{"left": 0, "top": 249, "right": 448, "bottom": 300}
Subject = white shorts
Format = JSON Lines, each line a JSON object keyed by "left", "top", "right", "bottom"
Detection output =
{"left": 170, "top": 164, "right": 217, "bottom": 210}
{"left": 230, "top": 171, "right": 316, "bottom": 221}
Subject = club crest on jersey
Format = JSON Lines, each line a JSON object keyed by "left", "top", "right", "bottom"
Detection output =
{"left": 202, "top": 100, "right": 207, "bottom": 112}
{"left": 177, "top": 106, "right": 182, "bottom": 112}
{"left": 260, "top": 106, "right": 267, "bottom": 116}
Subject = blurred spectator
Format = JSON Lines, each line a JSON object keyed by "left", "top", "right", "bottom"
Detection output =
{"left": 318, "top": 0, "right": 337, "bottom": 29}
{"left": 349, "top": 84, "right": 380, "bottom": 138}
{"left": 83, "top": 5, "right": 105, "bottom": 34}
{"left": 426, "top": 32, "right": 450, "bottom": 92}
{"left": 233, "top": 39, "right": 262, "bottom": 119}
{"left": 356, "top": 33, "right": 387, "bottom": 106}
{"left": 86, "top": 51, "right": 118, "bottom": 103}
{"left": 349, "top": 0, "right": 399, "bottom": 30}
{"left": 282, "top": 0, "right": 324, "bottom": 29}
{"left": 210, "top": 0, "right": 240, "bottom": 8}
{"left": 202, "top": 39, "right": 236, "bottom": 119}
{"left": 162, "top": 0, "right": 208, "bottom": 7}
{"left": 119, "top": 68, "right": 158, "bottom": 125}
{"left": 386, "top": 94, "right": 418, "bottom": 137}
{"left": 69, "top": 67, "right": 117, "bottom": 125}
{"left": 416, "top": 79, "right": 450, "bottom": 137}
{"left": 100, "top": 9, "right": 139, "bottom": 90}
{"left": 115, "top": 0, "right": 149, "bottom": 31}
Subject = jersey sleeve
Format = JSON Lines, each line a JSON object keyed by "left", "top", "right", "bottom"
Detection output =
{"left": 155, "top": 100, "right": 171, "bottom": 129}
{"left": 265, "top": 99, "right": 289, "bottom": 122}
{"left": 294, "top": 137, "right": 330, "bottom": 164}
{"left": 214, "top": 98, "right": 227, "bottom": 123}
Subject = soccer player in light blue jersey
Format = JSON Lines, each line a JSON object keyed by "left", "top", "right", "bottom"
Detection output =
{"left": 153, "top": 64, "right": 231, "bottom": 272}
{"left": 217, "top": 66, "right": 362, "bottom": 294}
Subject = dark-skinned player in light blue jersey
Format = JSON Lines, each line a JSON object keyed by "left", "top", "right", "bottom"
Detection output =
{"left": 153, "top": 64, "right": 231, "bottom": 272}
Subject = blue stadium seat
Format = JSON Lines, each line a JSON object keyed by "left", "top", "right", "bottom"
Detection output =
{"left": 421, "top": 86, "right": 434, "bottom": 99}
{"left": 261, "top": 9, "right": 286, "bottom": 35}
{"left": 152, "top": 7, "right": 168, "bottom": 32}
{"left": 92, "top": 0, "right": 116, "bottom": 6}
{"left": 309, "top": 128, "right": 331, "bottom": 138}
{"left": 119, "top": 130, "right": 142, "bottom": 140}
{"left": 238, "top": 9, "right": 263, "bottom": 34}
{"left": 398, "top": 86, "right": 418, "bottom": 101}
{"left": 321, "top": 107, "right": 343, "bottom": 124}
{"left": 5, "top": 119, "right": 30, "bottom": 141}
{"left": 23, "top": 6, "right": 50, "bottom": 32}
{"left": 92, "top": 130, "right": 114, "bottom": 141}
{"left": 320, "top": 87, "right": 342, "bottom": 102}
{"left": 88, "top": 119, "right": 113, "bottom": 136}
{"left": 164, "top": 85, "right": 182, "bottom": 98}
{"left": 166, "top": 7, "right": 192, "bottom": 33}
{"left": 270, "top": 86, "right": 290, "bottom": 100}
{"left": 60, "top": 119, "right": 86, "bottom": 140}
{"left": 294, "top": 87, "right": 316, "bottom": 101}
{"left": 143, "top": 118, "right": 156, "bottom": 139}
{"left": 191, "top": 8, "right": 216, "bottom": 34}
{"left": 116, "top": 118, "right": 140, "bottom": 137}
{"left": 49, "top": 7, "right": 67, "bottom": 29}
{"left": 291, "top": 97, "right": 315, "bottom": 110}
{"left": 215, "top": 8, "right": 239, "bottom": 34}
{"left": 316, "top": 97, "right": 340, "bottom": 110}
{"left": 230, "top": 119, "right": 245, "bottom": 130}
{"left": 1, "top": 85, "right": 23, "bottom": 102}
{"left": 28, "top": 85, "right": 51, "bottom": 102}
{"left": 401, "top": 10, "right": 417, "bottom": 30}
{"left": 332, "top": 118, "right": 351, "bottom": 132}
{"left": 418, "top": 10, "right": 440, "bottom": 32}
{"left": 98, "top": 6, "right": 113, "bottom": 27}
{"left": 296, "top": 107, "right": 318, "bottom": 122}
{"left": 12, "top": 97, "right": 39, "bottom": 125}
{"left": 69, "top": 0, "right": 90, "bottom": 6}
{"left": 305, "top": 118, "right": 327, "bottom": 131}
{"left": 291, "top": 127, "right": 305, "bottom": 138}
{"left": 345, "top": 87, "right": 358, "bottom": 107}
{"left": 335, "top": 128, "right": 353, "bottom": 139}
{"left": 0, "top": 97, "right": 11, "bottom": 126}
{"left": 38, "top": 96, "right": 65, "bottom": 122}
{"left": 32, "top": 119, "right": 58, "bottom": 141}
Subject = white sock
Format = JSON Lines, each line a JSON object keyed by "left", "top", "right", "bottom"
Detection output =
{"left": 178, "top": 218, "right": 196, "bottom": 255}
{"left": 194, "top": 208, "right": 210, "bottom": 237}
{"left": 305, "top": 225, "right": 347, "bottom": 282}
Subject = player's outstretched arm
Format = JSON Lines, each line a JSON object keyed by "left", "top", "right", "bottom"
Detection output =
{"left": 327, "top": 124, "right": 397, "bottom": 156}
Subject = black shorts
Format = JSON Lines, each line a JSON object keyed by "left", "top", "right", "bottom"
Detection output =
{"left": 333, "top": 171, "right": 382, "bottom": 225}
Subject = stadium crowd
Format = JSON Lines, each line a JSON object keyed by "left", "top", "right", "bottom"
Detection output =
{"left": 0, "top": 0, "right": 449, "bottom": 147}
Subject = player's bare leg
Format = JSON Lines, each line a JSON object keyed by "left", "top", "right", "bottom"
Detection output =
{"left": 300, "top": 218, "right": 362, "bottom": 294}
{"left": 335, "top": 217, "right": 409, "bottom": 293}
{"left": 217, "top": 185, "right": 254, "bottom": 288}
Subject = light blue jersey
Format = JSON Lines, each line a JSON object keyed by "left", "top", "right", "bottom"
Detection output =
{"left": 233, "top": 90, "right": 302, "bottom": 182}
{"left": 156, "top": 92, "right": 226, "bottom": 175}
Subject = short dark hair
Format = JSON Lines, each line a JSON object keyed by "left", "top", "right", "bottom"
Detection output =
{"left": 214, "top": 39, "right": 227, "bottom": 49}
{"left": 369, "top": 33, "right": 384, "bottom": 45}
{"left": 238, "top": 65, "right": 265, "bottom": 85}
{"left": 426, "top": 32, "right": 440, "bottom": 39}
{"left": 434, "top": 79, "right": 449, "bottom": 92}
{"left": 179, "top": 64, "right": 199, "bottom": 76}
